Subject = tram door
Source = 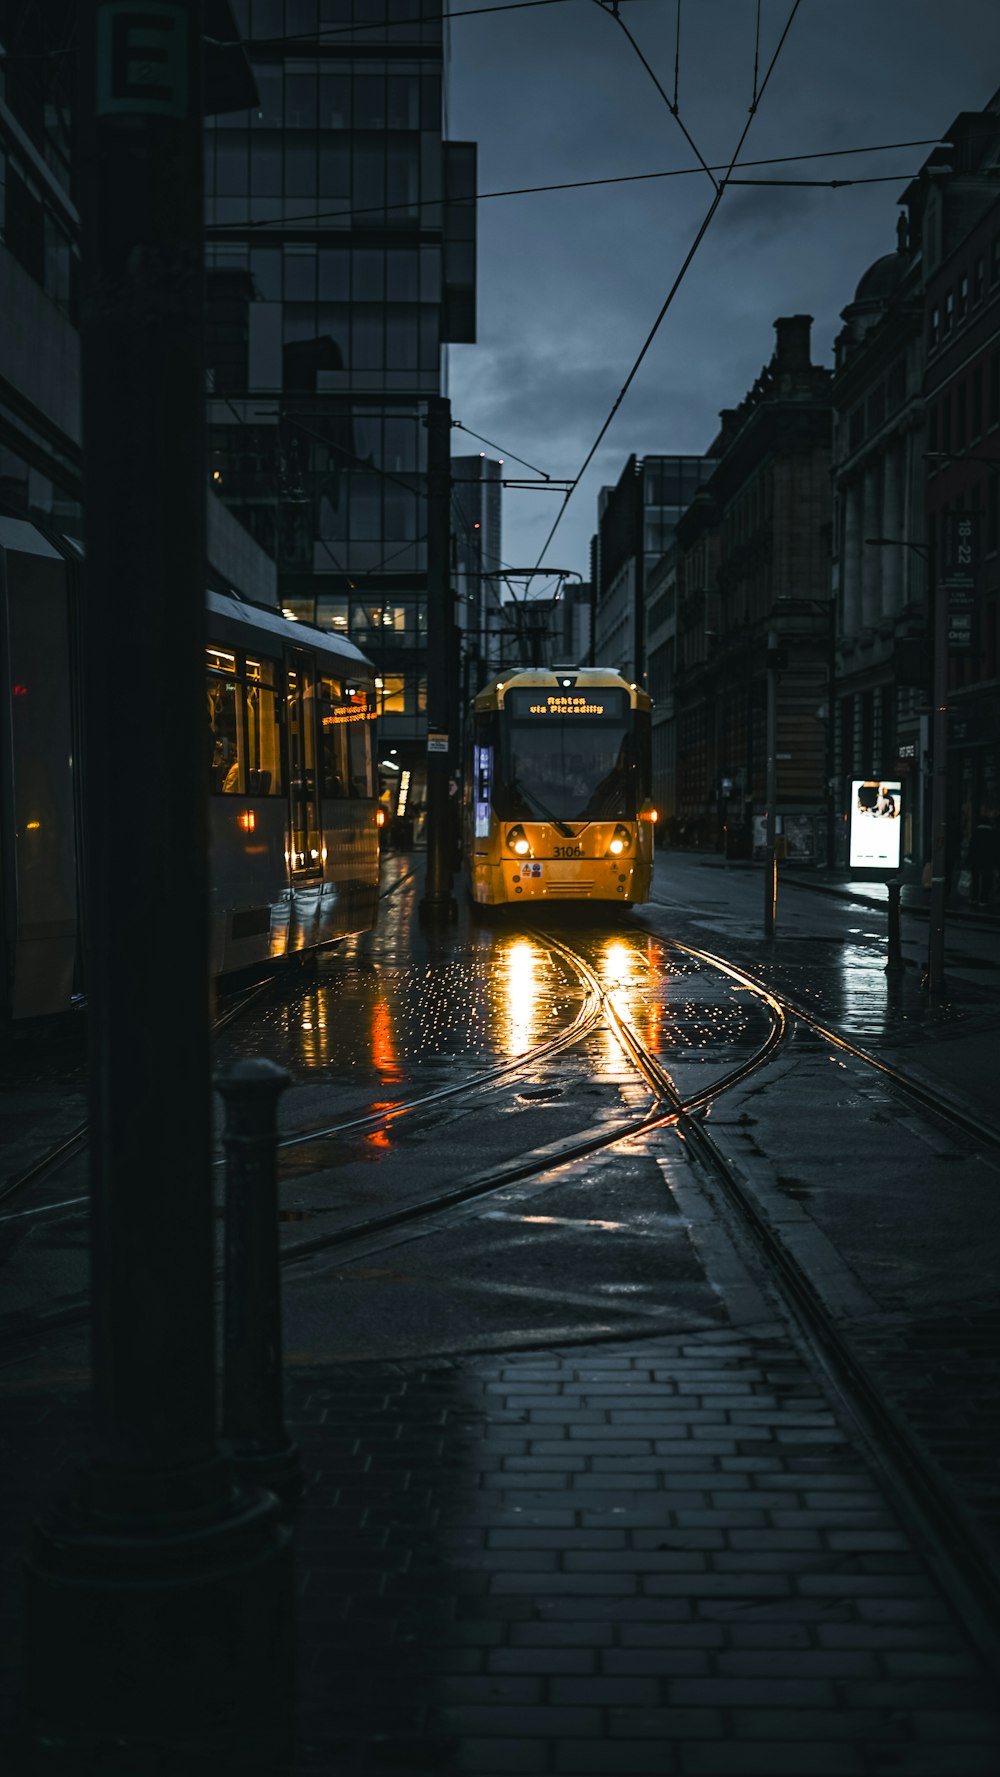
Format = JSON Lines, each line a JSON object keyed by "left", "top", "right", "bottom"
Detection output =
{"left": 285, "top": 655, "right": 322, "bottom": 874}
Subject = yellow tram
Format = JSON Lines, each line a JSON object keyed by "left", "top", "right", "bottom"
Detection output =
{"left": 466, "top": 667, "right": 656, "bottom": 909}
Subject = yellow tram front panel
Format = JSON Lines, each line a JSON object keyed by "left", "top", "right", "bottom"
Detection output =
{"left": 467, "top": 667, "right": 655, "bottom": 909}
{"left": 472, "top": 819, "right": 653, "bottom": 905}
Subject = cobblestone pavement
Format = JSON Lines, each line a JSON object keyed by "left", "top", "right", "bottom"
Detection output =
{"left": 284, "top": 1329, "right": 1000, "bottom": 1775}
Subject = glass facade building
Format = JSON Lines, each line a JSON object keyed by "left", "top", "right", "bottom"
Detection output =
{"left": 205, "top": 0, "right": 476, "bottom": 759}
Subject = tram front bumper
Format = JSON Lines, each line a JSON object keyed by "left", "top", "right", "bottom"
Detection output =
{"left": 494, "top": 858, "right": 644, "bottom": 902}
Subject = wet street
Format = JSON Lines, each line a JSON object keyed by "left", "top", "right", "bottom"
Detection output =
{"left": 3, "top": 849, "right": 1000, "bottom": 1774}
{"left": 194, "top": 852, "right": 1000, "bottom": 1370}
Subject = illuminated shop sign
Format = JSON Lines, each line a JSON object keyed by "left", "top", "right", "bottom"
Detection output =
{"left": 849, "top": 779, "right": 903, "bottom": 872}
{"left": 322, "top": 704, "right": 376, "bottom": 725}
{"left": 507, "top": 689, "right": 627, "bottom": 720}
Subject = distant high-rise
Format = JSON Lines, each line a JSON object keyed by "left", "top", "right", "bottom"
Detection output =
{"left": 452, "top": 453, "right": 503, "bottom": 695}
{"left": 204, "top": 0, "right": 477, "bottom": 789}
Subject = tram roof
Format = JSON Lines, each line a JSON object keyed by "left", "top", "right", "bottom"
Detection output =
{"left": 207, "top": 589, "right": 375, "bottom": 675}
{"left": 473, "top": 667, "right": 651, "bottom": 711}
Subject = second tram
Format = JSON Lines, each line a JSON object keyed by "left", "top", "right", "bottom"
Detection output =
{"left": 466, "top": 668, "right": 655, "bottom": 910}
{"left": 0, "top": 515, "right": 381, "bottom": 1022}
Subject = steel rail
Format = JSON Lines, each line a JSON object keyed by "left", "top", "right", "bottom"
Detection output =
{"left": 275, "top": 929, "right": 788, "bottom": 1267}
{"left": 0, "top": 871, "right": 418, "bottom": 1226}
{"left": 669, "top": 936, "right": 1000, "bottom": 1149}
{"left": 630, "top": 931, "right": 1000, "bottom": 1668}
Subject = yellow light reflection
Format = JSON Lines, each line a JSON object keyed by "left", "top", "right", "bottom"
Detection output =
{"left": 297, "top": 989, "right": 331, "bottom": 1068}
{"left": 501, "top": 938, "right": 543, "bottom": 1057}
{"left": 597, "top": 935, "right": 665, "bottom": 1058}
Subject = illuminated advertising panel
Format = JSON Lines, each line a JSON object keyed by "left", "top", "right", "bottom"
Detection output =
{"left": 849, "top": 779, "right": 903, "bottom": 872}
{"left": 506, "top": 689, "right": 628, "bottom": 720}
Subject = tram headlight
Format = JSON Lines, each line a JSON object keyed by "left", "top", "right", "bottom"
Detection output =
{"left": 507, "top": 825, "right": 531, "bottom": 857}
{"left": 607, "top": 825, "right": 632, "bottom": 857}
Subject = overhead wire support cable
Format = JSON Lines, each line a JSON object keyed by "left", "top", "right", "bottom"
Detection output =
{"left": 751, "top": 0, "right": 761, "bottom": 108}
{"left": 451, "top": 420, "right": 553, "bottom": 479}
{"left": 532, "top": 0, "right": 804, "bottom": 569}
{"left": 674, "top": 0, "right": 681, "bottom": 112}
{"left": 596, "top": 0, "right": 719, "bottom": 194}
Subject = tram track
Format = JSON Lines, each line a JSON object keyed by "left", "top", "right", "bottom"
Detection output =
{"left": 4, "top": 919, "right": 1000, "bottom": 1660}
{"left": 5, "top": 912, "right": 999, "bottom": 1657}
{"left": 264, "top": 924, "right": 1000, "bottom": 1666}
{"left": 0, "top": 869, "right": 422, "bottom": 1227}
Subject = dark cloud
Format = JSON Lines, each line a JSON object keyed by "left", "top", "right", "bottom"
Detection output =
{"left": 448, "top": 0, "right": 1000, "bottom": 573}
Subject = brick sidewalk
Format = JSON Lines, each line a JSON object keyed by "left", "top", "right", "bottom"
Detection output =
{"left": 284, "top": 1325, "right": 1000, "bottom": 1775}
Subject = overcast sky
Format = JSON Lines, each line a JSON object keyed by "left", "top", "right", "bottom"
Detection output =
{"left": 443, "top": 0, "right": 1000, "bottom": 588}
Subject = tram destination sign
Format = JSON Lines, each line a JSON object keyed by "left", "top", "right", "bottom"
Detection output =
{"left": 507, "top": 689, "right": 628, "bottom": 720}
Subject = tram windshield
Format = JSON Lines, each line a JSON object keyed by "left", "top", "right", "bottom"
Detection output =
{"left": 502, "top": 688, "right": 636, "bottom": 821}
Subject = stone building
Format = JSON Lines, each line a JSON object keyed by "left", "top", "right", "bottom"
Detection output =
{"left": 919, "top": 99, "right": 1000, "bottom": 878}
{"left": 673, "top": 317, "right": 834, "bottom": 859}
{"left": 830, "top": 220, "right": 928, "bottom": 865}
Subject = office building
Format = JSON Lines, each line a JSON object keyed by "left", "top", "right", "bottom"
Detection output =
{"left": 204, "top": 0, "right": 477, "bottom": 796}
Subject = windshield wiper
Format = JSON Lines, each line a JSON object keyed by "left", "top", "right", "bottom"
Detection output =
{"left": 510, "top": 775, "right": 575, "bottom": 839}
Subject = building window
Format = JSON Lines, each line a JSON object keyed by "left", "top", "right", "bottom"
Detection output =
{"left": 957, "top": 272, "right": 968, "bottom": 322}
{"left": 941, "top": 392, "right": 952, "bottom": 453}
{"left": 972, "top": 366, "right": 983, "bottom": 441}
{"left": 928, "top": 403, "right": 939, "bottom": 453}
{"left": 973, "top": 256, "right": 985, "bottom": 304}
{"left": 956, "top": 381, "right": 967, "bottom": 450}
{"left": 943, "top": 289, "right": 954, "bottom": 334}
{"left": 929, "top": 306, "right": 940, "bottom": 349}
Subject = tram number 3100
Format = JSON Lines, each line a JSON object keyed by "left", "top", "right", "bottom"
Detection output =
{"left": 553, "top": 844, "right": 583, "bottom": 858}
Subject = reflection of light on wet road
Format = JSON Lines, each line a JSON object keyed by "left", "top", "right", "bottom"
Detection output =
{"left": 297, "top": 990, "right": 330, "bottom": 1068}
{"left": 597, "top": 936, "right": 666, "bottom": 1057}
{"left": 371, "top": 992, "right": 403, "bottom": 1083}
{"left": 500, "top": 938, "right": 543, "bottom": 1056}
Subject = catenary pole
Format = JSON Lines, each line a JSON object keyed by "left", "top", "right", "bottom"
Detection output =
{"left": 19, "top": 7, "right": 292, "bottom": 1768}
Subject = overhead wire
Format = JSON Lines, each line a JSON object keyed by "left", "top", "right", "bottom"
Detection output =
{"left": 206, "top": 139, "right": 940, "bottom": 235}
{"left": 595, "top": 0, "right": 719, "bottom": 193}
{"left": 204, "top": 0, "right": 589, "bottom": 53}
{"left": 532, "top": 0, "right": 805, "bottom": 569}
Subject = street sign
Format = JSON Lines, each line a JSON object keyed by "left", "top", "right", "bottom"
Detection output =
{"left": 940, "top": 513, "right": 978, "bottom": 654}
{"left": 849, "top": 779, "right": 903, "bottom": 872}
{"left": 427, "top": 733, "right": 448, "bottom": 754}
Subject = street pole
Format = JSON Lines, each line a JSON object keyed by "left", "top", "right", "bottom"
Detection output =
{"left": 19, "top": 8, "right": 292, "bottom": 1768}
{"left": 421, "top": 394, "right": 457, "bottom": 918}
{"left": 764, "top": 630, "right": 778, "bottom": 938}
{"left": 926, "top": 553, "right": 948, "bottom": 996}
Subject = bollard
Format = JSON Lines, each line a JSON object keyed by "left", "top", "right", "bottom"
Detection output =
{"left": 216, "top": 1058, "right": 303, "bottom": 1506}
{"left": 885, "top": 877, "right": 904, "bottom": 975}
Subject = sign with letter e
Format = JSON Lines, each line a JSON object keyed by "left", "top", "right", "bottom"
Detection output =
{"left": 97, "top": 3, "right": 189, "bottom": 118}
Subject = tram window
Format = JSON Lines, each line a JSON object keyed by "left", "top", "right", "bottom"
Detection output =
{"left": 503, "top": 705, "right": 634, "bottom": 822}
{"left": 318, "top": 674, "right": 349, "bottom": 797}
{"left": 245, "top": 657, "right": 282, "bottom": 795}
{"left": 207, "top": 648, "right": 244, "bottom": 793}
{"left": 347, "top": 691, "right": 375, "bottom": 797}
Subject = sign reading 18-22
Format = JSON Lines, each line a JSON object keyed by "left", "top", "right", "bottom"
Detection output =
{"left": 849, "top": 780, "right": 903, "bottom": 872}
